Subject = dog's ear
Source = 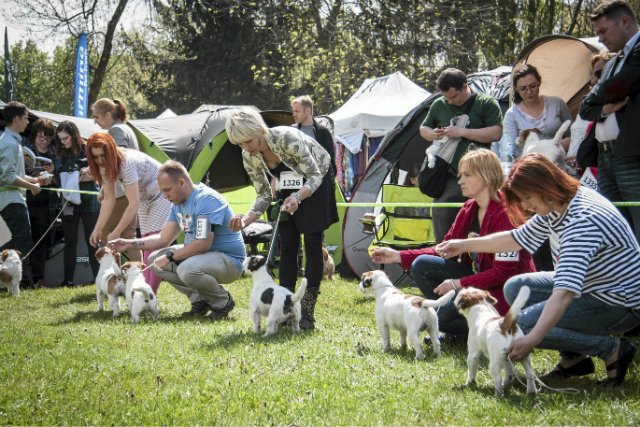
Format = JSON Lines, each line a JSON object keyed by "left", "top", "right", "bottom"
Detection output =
{"left": 323, "top": 247, "right": 329, "bottom": 260}
{"left": 248, "top": 255, "right": 267, "bottom": 272}
{"left": 0, "top": 250, "right": 7, "bottom": 261}
{"left": 484, "top": 292, "right": 498, "bottom": 306}
{"left": 361, "top": 271, "right": 373, "bottom": 288}
{"left": 95, "top": 247, "right": 106, "bottom": 261}
{"left": 114, "top": 252, "right": 122, "bottom": 266}
{"left": 134, "top": 261, "right": 144, "bottom": 269}
{"left": 121, "top": 261, "right": 132, "bottom": 272}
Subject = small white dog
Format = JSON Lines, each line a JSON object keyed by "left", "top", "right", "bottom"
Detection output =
{"left": 244, "top": 255, "right": 307, "bottom": 336}
{"left": 121, "top": 261, "right": 159, "bottom": 324}
{"left": 455, "top": 286, "right": 536, "bottom": 396}
{"left": 519, "top": 120, "right": 572, "bottom": 171}
{"left": 322, "top": 246, "right": 335, "bottom": 280}
{"left": 94, "top": 246, "right": 126, "bottom": 317}
{"left": 0, "top": 249, "right": 22, "bottom": 296}
{"left": 359, "top": 270, "right": 455, "bottom": 359}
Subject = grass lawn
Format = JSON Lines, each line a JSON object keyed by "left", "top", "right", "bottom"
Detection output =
{"left": 1, "top": 274, "right": 639, "bottom": 425}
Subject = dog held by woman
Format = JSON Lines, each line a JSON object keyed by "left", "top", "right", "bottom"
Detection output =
{"left": 359, "top": 270, "right": 455, "bottom": 359}
{"left": 455, "top": 286, "right": 537, "bottom": 396}
{"left": 244, "top": 255, "right": 307, "bottom": 336}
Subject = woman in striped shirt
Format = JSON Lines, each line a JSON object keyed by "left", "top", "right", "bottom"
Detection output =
{"left": 436, "top": 153, "right": 640, "bottom": 387}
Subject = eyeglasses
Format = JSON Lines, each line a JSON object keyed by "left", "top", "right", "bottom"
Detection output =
{"left": 516, "top": 83, "right": 540, "bottom": 93}
{"left": 36, "top": 134, "right": 52, "bottom": 141}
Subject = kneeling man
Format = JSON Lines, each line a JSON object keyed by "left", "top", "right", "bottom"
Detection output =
{"left": 110, "top": 160, "right": 245, "bottom": 319}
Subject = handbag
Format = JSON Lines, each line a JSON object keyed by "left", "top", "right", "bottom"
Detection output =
{"left": 59, "top": 170, "right": 81, "bottom": 205}
{"left": 418, "top": 155, "right": 450, "bottom": 198}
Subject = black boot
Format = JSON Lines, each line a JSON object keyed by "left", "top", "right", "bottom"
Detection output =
{"left": 299, "top": 288, "right": 319, "bottom": 330}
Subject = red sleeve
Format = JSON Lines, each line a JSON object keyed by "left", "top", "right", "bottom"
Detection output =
{"left": 458, "top": 202, "right": 533, "bottom": 290}
{"left": 399, "top": 246, "right": 437, "bottom": 269}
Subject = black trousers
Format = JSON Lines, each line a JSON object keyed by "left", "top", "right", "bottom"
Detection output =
{"left": 62, "top": 211, "right": 100, "bottom": 282}
{"left": 278, "top": 220, "right": 323, "bottom": 292}
{"left": 28, "top": 203, "right": 51, "bottom": 280}
{"left": 1, "top": 203, "right": 33, "bottom": 255}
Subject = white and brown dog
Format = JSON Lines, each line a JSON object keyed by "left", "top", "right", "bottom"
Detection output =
{"left": 121, "top": 261, "right": 159, "bottom": 324}
{"left": 518, "top": 120, "right": 572, "bottom": 171}
{"left": 322, "top": 246, "right": 335, "bottom": 280}
{"left": 94, "top": 246, "right": 126, "bottom": 317}
{"left": 359, "top": 270, "right": 455, "bottom": 359}
{"left": 455, "top": 286, "right": 536, "bottom": 396}
{"left": 244, "top": 255, "right": 307, "bottom": 336}
{"left": 0, "top": 249, "right": 22, "bottom": 296}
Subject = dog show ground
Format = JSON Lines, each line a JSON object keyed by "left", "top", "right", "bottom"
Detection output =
{"left": 1, "top": 274, "right": 639, "bottom": 426}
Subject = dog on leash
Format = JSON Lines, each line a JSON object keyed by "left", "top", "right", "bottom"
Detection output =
{"left": 322, "top": 246, "right": 335, "bottom": 280}
{"left": 518, "top": 120, "right": 572, "bottom": 172}
{"left": 455, "top": 286, "right": 536, "bottom": 396}
{"left": 121, "top": 261, "right": 159, "bottom": 324}
{"left": 0, "top": 249, "right": 22, "bottom": 296}
{"left": 94, "top": 246, "right": 126, "bottom": 317}
{"left": 244, "top": 255, "right": 307, "bottom": 336}
{"left": 358, "top": 270, "right": 455, "bottom": 359}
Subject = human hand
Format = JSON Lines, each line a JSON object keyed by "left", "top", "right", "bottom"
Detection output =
{"left": 29, "top": 183, "right": 41, "bottom": 195}
{"left": 281, "top": 194, "right": 299, "bottom": 215}
{"left": 435, "top": 239, "right": 465, "bottom": 259}
{"left": 109, "top": 238, "right": 130, "bottom": 252}
{"left": 89, "top": 228, "right": 102, "bottom": 247}
{"left": 97, "top": 188, "right": 104, "bottom": 203}
{"left": 107, "top": 231, "right": 120, "bottom": 243}
{"left": 603, "top": 97, "right": 629, "bottom": 115}
{"left": 370, "top": 247, "right": 401, "bottom": 264}
{"left": 433, "top": 127, "right": 445, "bottom": 139}
{"left": 507, "top": 335, "right": 538, "bottom": 362}
{"left": 434, "top": 278, "right": 458, "bottom": 295}
{"left": 443, "top": 125, "right": 466, "bottom": 139}
{"left": 43, "top": 163, "right": 54, "bottom": 174}
{"left": 228, "top": 214, "right": 245, "bottom": 232}
{"left": 153, "top": 256, "right": 170, "bottom": 270}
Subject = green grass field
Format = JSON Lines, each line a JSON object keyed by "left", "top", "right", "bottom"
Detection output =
{"left": 1, "top": 275, "right": 639, "bottom": 426}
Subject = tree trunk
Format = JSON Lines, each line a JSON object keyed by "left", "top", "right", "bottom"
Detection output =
{"left": 88, "top": 0, "right": 129, "bottom": 106}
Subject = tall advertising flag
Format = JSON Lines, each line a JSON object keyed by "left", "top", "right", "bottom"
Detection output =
{"left": 73, "top": 32, "right": 89, "bottom": 117}
{"left": 4, "top": 27, "right": 15, "bottom": 101}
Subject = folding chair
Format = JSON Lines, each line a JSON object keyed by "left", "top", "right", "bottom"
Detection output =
{"left": 368, "top": 184, "right": 436, "bottom": 286}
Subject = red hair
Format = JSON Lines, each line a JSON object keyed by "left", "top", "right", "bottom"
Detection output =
{"left": 502, "top": 153, "right": 581, "bottom": 226}
{"left": 86, "top": 132, "right": 124, "bottom": 185}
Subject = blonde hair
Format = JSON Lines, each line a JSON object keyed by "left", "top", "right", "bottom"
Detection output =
{"left": 225, "top": 109, "right": 269, "bottom": 144}
{"left": 291, "top": 95, "right": 314, "bottom": 115}
{"left": 91, "top": 98, "right": 128, "bottom": 122}
{"left": 459, "top": 149, "right": 504, "bottom": 196}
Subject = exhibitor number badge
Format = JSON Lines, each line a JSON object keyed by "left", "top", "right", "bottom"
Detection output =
{"left": 278, "top": 171, "right": 303, "bottom": 190}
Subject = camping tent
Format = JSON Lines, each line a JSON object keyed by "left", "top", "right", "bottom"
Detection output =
{"left": 340, "top": 67, "right": 513, "bottom": 282}
{"left": 157, "top": 108, "right": 178, "bottom": 119}
{"left": 515, "top": 35, "right": 603, "bottom": 115}
{"left": 329, "top": 71, "right": 431, "bottom": 154}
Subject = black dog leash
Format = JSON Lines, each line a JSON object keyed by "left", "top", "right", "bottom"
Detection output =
{"left": 266, "top": 206, "right": 283, "bottom": 270}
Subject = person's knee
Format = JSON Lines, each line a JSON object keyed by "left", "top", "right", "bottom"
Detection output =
{"left": 503, "top": 275, "right": 526, "bottom": 305}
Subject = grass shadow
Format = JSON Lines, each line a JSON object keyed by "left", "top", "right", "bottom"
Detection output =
{"left": 201, "top": 326, "right": 316, "bottom": 351}
{"left": 50, "top": 292, "right": 96, "bottom": 307}
{"left": 53, "top": 309, "right": 125, "bottom": 325}
{"left": 353, "top": 296, "right": 374, "bottom": 305}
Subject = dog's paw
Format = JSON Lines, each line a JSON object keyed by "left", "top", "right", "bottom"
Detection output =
{"left": 415, "top": 353, "right": 425, "bottom": 360}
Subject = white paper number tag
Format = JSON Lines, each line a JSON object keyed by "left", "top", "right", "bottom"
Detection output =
{"left": 195, "top": 216, "right": 209, "bottom": 240}
{"left": 278, "top": 171, "right": 303, "bottom": 190}
{"left": 495, "top": 251, "right": 519, "bottom": 262}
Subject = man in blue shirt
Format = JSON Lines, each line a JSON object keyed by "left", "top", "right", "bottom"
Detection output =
{"left": 0, "top": 102, "right": 47, "bottom": 287}
{"left": 110, "top": 160, "right": 245, "bottom": 319}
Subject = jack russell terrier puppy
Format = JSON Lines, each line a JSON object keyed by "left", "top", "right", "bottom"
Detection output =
{"left": 518, "top": 120, "right": 572, "bottom": 172}
{"left": 244, "top": 255, "right": 307, "bottom": 336}
{"left": 121, "top": 261, "right": 159, "bottom": 324}
{"left": 0, "top": 249, "right": 22, "bottom": 296}
{"left": 359, "top": 270, "right": 455, "bottom": 359}
{"left": 455, "top": 286, "right": 537, "bottom": 396}
{"left": 94, "top": 246, "right": 126, "bottom": 317}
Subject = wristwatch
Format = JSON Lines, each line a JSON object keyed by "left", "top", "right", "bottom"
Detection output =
{"left": 165, "top": 249, "right": 177, "bottom": 263}
{"left": 293, "top": 192, "right": 302, "bottom": 205}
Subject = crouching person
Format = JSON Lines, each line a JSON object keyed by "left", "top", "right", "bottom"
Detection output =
{"left": 110, "top": 160, "right": 245, "bottom": 319}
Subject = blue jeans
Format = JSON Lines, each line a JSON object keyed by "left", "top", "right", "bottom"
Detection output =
{"left": 597, "top": 150, "right": 640, "bottom": 242}
{"left": 412, "top": 254, "right": 473, "bottom": 335}
{"left": 504, "top": 272, "right": 640, "bottom": 358}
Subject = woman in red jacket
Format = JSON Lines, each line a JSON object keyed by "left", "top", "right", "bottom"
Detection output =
{"left": 371, "top": 148, "right": 535, "bottom": 338}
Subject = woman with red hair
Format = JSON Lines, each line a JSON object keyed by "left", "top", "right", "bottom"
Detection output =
{"left": 87, "top": 132, "right": 171, "bottom": 293}
{"left": 437, "top": 153, "right": 640, "bottom": 387}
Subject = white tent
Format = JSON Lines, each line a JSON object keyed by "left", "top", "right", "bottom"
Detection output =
{"left": 157, "top": 108, "right": 178, "bottom": 119}
{"left": 329, "top": 71, "right": 430, "bottom": 154}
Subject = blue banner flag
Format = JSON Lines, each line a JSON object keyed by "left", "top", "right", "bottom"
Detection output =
{"left": 4, "top": 27, "right": 15, "bottom": 101}
{"left": 73, "top": 32, "right": 89, "bottom": 117}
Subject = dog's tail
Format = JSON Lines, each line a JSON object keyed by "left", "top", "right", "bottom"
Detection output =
{"left": 292, "top": 278, "right": 307, "bottom": 303}
{"left": 553, "top": 120, "right": 572, "bottom": 146}
{"left": 421, "top": 289, "right": 456, "bottom": 309}
{"left": 501, "top": 286, "right": 530, "bottom": 335}
{"left": 131, "top": 284, "right": 155, "bottom": 304}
